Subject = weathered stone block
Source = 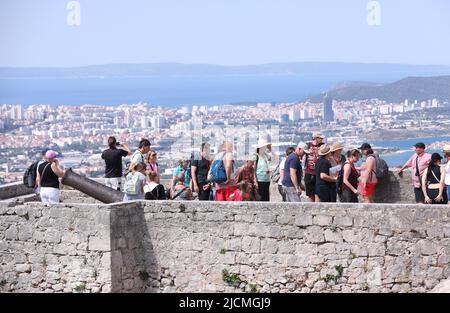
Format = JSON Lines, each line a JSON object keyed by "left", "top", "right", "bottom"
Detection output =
{"left": 242, "top": 236, "right": 261, "bottom": 253}
{"left": 5, "top": 225, "right": 18, "bottom": 240}
{"left": 294, "top": 214, "right": 313, "bottom": 227}
{"left": 260, "top": 238, "right": 278, "bottom": 254}
{"left": 333, "top": 216, "right": 353, "bottom": 227}
{"left": 305, "top": 226, "right": 325, "bottom": 244}
{"left": 44, "top": 229, "right": 62, "bottom": 244}
{"left": 278, "top": 241, "right": 296, "bottom": 254}
{"left": 318, "top": 243, "right": 336, "bottom": 255}
{"left": 277, "top": 215, "right": 294, "bottom": 225}
{"left": 314, "top": 215, "right": 332, "bottom": 226}
{"left": 15, "top": 264, "right": 31, "bottom": 273}
{"left": 324, "top": 229, "right": 343, "bottom": 243}
{"left": 417, "top": 239, "right": 438, "bottom": 256}
{"left": 88, "top": 236, "right": 110, "bottom": 251}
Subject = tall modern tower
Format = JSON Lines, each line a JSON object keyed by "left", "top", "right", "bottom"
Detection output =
{"left": 323, "top": 95, "right": 334, "bottom": 122}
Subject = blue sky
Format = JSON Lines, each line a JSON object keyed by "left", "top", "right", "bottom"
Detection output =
{"left": 1, "top": 0, "right": 449, "bottom": 67}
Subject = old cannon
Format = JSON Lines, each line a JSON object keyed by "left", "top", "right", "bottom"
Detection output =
{"left": 61, "top": 168, "right": 124, "bottom": 203}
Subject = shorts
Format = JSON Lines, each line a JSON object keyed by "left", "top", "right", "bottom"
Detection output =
{"left": 40, "top": 187, "right": 60, "bottom": 204}
{"left": 316, "top": 184, "right": 336, "bottom": 203}
{"left": 197, "top": 183, "right": 211, "bottom": 201}
{"left": 414, "top": 187, "right": 425, "bottom": 203}
{"left": 278, "top": 184, "right": 287, "bottom": 202}
{"left": 216, "top": 186, "right": 237, "bottom": 201}
{"left": 304, "top": 174, "right": 316, "bottom": 197}
{"left": 105, "top": 177, "right": 122, "bottom": 191}
{"left": 361, "top": 182, "right": 377, "bottom": 197}
{"left": 425, "top": 187, "right": 448, "bottom": 204}
{"left": 283, "top": 186, "right": 301, "bottom": 203}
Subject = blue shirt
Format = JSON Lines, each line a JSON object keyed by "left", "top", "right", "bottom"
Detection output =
{"left": 173, "top": 165, "right": 190, "bottom": 187}
{"left": 282, "top": 153, "right": 302, "bottom": 188}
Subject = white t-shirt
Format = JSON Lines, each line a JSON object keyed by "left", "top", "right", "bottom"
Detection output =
{"left": 445, "top": 162, "right": 450, "bottom": 185}
{"left": 125, "top": 171, "right": 146, "bottom": 198}
{"left": 278, "top": 158, "right": 286, "bottom": 186}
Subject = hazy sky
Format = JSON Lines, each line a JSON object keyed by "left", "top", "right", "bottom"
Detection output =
{"left": 1, "top": 0, "right": 449, "bottom": 67}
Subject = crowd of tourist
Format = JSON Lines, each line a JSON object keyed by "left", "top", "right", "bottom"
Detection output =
{"left": 29, "top": 134, "right": 450, "bottom": 205}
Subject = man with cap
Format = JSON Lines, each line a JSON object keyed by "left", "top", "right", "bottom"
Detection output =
{"left": 36, "top": 150, "right": 65, "bottom": 204}
{"left": 304, "top": 132, "right": 325, "bottom": 202}
{"left": 315, "top": 144, "right": 337, "bottom": 202}
{"left": 398, "top": 142, "right": 431, "bottom": 203}
{"left": 282, "top": 142, "right": 310, "bottom": 202}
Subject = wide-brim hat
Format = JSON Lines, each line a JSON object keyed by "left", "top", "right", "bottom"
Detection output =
{"left": 443, "top": 144, "right": 450, "bottom": 152}
{"left": 330, "top": 143, "right": 344, "bottom": 153}
{"left": 318, "top": 144, "right": 332, "bottom": 156}
{"left": 257, "top": 139, "right": 271, "bottom": 149}
{"left": 312, "top": 132, "right": 325, "bottom": 139}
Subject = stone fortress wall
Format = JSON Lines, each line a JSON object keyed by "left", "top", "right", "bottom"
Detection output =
{"left": 0, "top": 169, "right": 449, "bottom": 293}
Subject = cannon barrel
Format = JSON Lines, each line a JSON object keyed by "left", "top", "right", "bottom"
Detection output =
{"left": 61, "top": 168, "right": 123, "bottom": 203}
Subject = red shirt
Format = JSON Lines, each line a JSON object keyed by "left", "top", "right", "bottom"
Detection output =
{"left": 305, "top": 142, "right": 323, "bottom": 175}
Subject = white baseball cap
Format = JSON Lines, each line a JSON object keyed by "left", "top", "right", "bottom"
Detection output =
{"left": 297, "top": 142, "right": 311, "bottom": 154}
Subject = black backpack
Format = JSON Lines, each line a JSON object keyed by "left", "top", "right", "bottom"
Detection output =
{"left": 369, "top": 154, "right": 389, "bottom": 180}
{"left": 23, "top": 161, "right": 39, "bottom": 188}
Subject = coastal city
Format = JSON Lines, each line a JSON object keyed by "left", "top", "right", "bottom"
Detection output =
{"left": 1, "top": 96, "right": 449, "bottom": 185}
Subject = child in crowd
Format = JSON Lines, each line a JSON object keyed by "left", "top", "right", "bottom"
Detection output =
{"left": 172, "top": 173, "right": 192, "bottom": 200}
{"left": 144, "top": 172, "right": 166, "bottom": 200}
{"left": 230, "top": 181, "right": 253, "bottom": 201}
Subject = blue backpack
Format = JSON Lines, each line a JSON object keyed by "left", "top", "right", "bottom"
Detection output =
{"left": 210, "top": 154, "right": 227, "bottom": 184}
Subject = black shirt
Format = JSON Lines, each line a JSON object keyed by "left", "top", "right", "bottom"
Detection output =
{"left": 315, "top": 157, "right": 332, "bottom": 188}
{"left": 101, "top": 148, "right": 129, "bottom": 178}
{"left": 191, "top": 156, "right": 210, "bottom": 185}
{"left": 38, "top": 162, "right": 60, "bottom": 189}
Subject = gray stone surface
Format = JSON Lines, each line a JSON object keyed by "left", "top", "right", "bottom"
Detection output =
{"left": 430, "top": 279, "right": 450, "bottom": 293}
{"left": 1, "top": 197, "right": 449, "bottom": 293}
{"left": 0, "top": 202, "right": 111, "bottom": 293}
{"left": 0, "top": 182, "right": 35, "bottom": 200}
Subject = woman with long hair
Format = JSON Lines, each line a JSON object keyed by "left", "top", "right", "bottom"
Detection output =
{"left": 422, "top": 153, "right": 447, "bottom": 204}
{"left": 341, "top": 149, "right": 361, "bottom": 203}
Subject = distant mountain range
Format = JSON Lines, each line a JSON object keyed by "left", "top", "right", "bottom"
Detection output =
{"left": 308, "top": 76, "right": 450, "bottom": 102}
{"left": 2, "top": 62, "right": 450, "bottom": 80}
{"left": 1, "top": 63, "right": 450, "bottom": 106}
